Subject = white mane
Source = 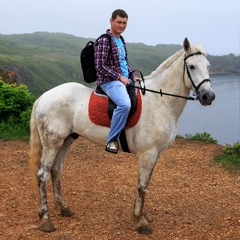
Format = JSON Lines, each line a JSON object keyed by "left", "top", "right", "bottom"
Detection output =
{"left": 145, "top": 42, "right": 207, "bottom": 80}
{"left": 145, "top": 49, "right": 184, "bottom": 79}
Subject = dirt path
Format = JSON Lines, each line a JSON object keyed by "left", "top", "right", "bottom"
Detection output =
{"left": 0, "top": 138, "right": 239, "bottom": 240}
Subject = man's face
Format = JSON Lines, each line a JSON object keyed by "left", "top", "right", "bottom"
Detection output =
{"left": 110, "top": 16, "right": 128, "bottom": 35}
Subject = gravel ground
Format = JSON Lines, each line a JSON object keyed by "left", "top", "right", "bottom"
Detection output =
{"left": 0, "top": 138, "right": 239, "bottom": 240}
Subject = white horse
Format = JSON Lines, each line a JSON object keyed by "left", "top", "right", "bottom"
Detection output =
{"left": 29, "top": 38, "right": 215, "bottom": 234}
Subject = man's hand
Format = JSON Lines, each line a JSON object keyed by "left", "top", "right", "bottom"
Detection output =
{"left": 133, "top": 77, "right": 140, "bottom": 82}
{"left": 120, "top": 75, "right": 130, "bottom": 86}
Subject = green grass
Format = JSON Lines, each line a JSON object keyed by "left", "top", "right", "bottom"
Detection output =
{"left": 214, "top": 143, "right": 240, "bottom": 174}
{"left": 0, "top": 120, "right": 29, "bottom": 141}
{"left": 177, "top": 132, "right": 218, "bottom": 144}
{"left": 178, "top": 132, "right": 240, "bottom": 173}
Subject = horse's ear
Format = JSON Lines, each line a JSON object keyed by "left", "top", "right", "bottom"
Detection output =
{"left": 183, "top": 38, "right": 190, "bottom": 52}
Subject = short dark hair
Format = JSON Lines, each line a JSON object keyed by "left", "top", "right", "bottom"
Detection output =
{"left": 111, "top": 9, "right": 128, "bottom": 20}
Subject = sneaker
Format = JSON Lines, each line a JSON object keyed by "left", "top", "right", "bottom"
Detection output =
{"left": 105, "top": 141, "right": 119, "bottom": 154}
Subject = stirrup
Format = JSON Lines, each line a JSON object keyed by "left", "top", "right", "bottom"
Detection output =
{"left": 105, "top": 141, "right": 119, "bottom": 154}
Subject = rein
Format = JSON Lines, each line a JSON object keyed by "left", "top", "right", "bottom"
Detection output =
{"left": 131, "top": 51, "right": 211, "bottom": 101}
{"left": 130, "top": 84, "right": 196, "bottom": 100}
{"left": 130, "top": 70, "right": 197, "bottom": 101}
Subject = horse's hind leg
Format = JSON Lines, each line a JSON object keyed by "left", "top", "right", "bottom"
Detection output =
{"left": 51, "top": 136, "right": 75, "bottom": 217}
{"left": 37, "top": 142, "right": 64, "bottom": 232}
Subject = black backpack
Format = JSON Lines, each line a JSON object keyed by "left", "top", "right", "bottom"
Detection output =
{"left": 80, "top": 34, "right": 125, "bottom": 83}
{"left": 80, "top": 34, "right": 111, "bottom": 83}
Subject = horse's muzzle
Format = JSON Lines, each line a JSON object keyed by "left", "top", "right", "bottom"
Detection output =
{"left": 198, "top": 90, "right": 215, "bottom": 106}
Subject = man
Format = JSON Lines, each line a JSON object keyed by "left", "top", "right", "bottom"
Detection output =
{"left": 94, "top": 9, "right": 138, "bottom": 154}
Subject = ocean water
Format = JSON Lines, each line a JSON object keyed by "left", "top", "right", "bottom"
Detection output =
{"left": 178, "top": 73, "right": 240, "bottom": 145}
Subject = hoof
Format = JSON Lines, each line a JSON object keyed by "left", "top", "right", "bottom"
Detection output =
{"left": 40, "top": 219, "right": 56, "bottom": 232}
{"left": 137, "top": 225, "right": 153, "bottom": 234}
{"left": 61, "top": 207, "right": 74, "bottom": 217}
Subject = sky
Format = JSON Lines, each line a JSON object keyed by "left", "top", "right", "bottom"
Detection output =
{"left": 1, "top": 0, "right": 240, "bottom": 55}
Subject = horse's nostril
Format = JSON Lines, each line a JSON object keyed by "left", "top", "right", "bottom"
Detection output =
{"left": 202, "top": 92, "right": 215, "bottom": 101}
{"left": 212, "top": 93, "right": 216, "bottom": 101}
{"left": 203, "top": 94, "right": 208, "bottom": 100}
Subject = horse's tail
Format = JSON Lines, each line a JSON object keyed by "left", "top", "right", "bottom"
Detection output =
{"left": 29, "top": 98, "right": 42, "bottom": 191}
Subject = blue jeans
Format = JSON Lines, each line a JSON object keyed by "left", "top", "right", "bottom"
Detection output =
{"left": 100, "top": 81, "right": 131, "bottom": 143}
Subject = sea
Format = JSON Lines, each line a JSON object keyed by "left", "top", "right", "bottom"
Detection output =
{"left": 178, "top": 73, "right": 240, "bottom": 145}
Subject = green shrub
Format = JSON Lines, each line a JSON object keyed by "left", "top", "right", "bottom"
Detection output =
{"left": 0, "top": 80, "right": 35, "bottom": 140}
{"left": 0, "top": 81, "right": 35, "bottom": 119}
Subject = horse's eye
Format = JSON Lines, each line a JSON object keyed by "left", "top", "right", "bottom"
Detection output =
{"left": 189, "top": 65, "right": 195, "bottom": 70}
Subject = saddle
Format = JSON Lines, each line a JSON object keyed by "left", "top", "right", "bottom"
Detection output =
{"left": 95, "top": 85, "right": 137, "bottom": 121}
{"left": 88, "top": 85, "right": 142, "bottom": 152}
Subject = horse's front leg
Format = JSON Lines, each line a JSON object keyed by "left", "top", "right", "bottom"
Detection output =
{"left": 134, "top": 152, "right": 158, "bottom": 234}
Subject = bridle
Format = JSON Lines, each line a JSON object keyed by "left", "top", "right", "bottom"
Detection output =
{"left": 183, "top": 51, "right": 211, "bottom": 94}
{"left": 130, "top": 51, "right": 211, "bottom": 101}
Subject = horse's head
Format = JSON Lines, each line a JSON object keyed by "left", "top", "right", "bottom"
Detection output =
{"left": 183, "top": 38, "right": 215, "bottom": 106}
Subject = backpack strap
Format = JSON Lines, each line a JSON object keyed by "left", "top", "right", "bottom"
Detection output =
{"left": 97, "top": 34, "right": 125, "bottom": 52}
{"left": 96, "top": 34, "right": 112, "bottom": 52}
{"left": 120, "top": 35, "right": 125, "bottom": 44}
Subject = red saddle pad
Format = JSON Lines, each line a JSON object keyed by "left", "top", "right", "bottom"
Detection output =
{"left": 88, "top": 90, "right": 142, "bottom": 128}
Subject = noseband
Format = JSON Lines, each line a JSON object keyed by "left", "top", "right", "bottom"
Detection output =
{"left": 184, "top": 51, "right": 211, "bottom": 93}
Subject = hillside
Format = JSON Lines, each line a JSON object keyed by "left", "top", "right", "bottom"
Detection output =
{"left": 0, "top": 32, "right": 239, "bottom": 97}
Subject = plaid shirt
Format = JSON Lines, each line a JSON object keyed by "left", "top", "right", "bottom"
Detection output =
{"left": 94, "top": 30, "right": 135, "bottom": 86}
